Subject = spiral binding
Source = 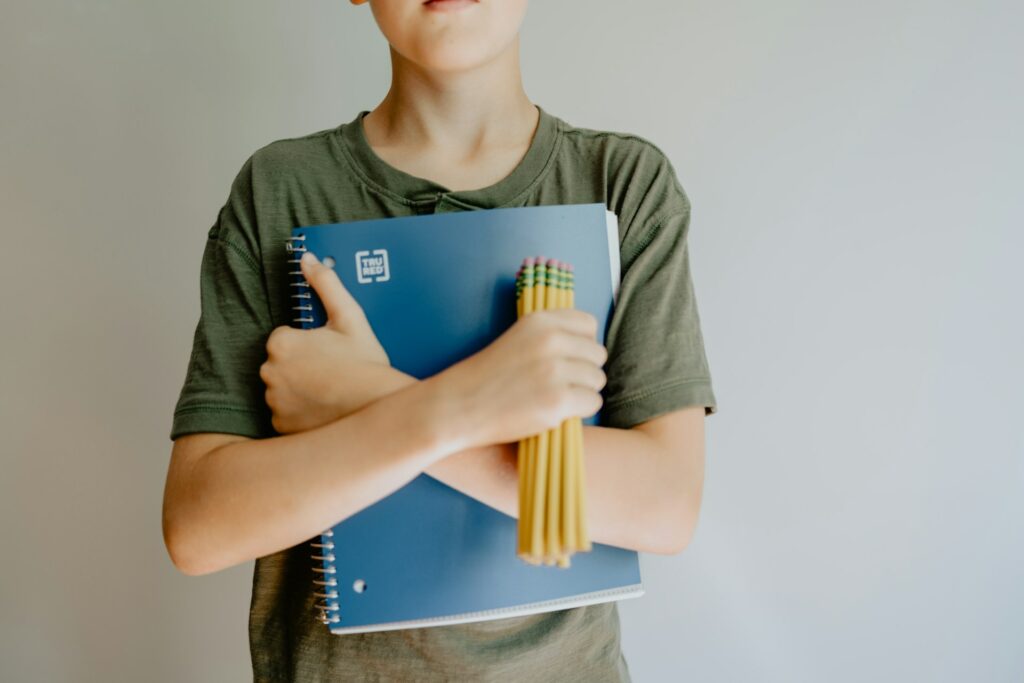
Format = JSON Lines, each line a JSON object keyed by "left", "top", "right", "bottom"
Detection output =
{"left": 286, "top": 232, "right": 342, "bottom": 627}
{"left": 285, "top": 234, "right": 315, "bottom": 325}
{"left": 311, "top": 530, "right": 340, "bottom": 625}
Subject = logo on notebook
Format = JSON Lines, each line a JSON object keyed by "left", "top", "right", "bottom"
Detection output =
{"left": 355, "top": 249, "right": 391, "bottom": 284}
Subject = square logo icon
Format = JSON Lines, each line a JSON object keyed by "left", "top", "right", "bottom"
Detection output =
{"left": 355, "top": 249, "right": 390, "bottom": 284}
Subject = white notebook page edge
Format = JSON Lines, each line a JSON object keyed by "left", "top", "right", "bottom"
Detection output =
{"left": 328, "top": 583, "right": 644, "bottom": 635}
{"left": 605, "top": 210, "right": 621, "bottom": 305}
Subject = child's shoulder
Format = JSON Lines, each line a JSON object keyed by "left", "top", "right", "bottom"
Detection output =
{"left": 246, "top": 125, "right": 340, "bottom": 172}
{"left": 554, "top": 113, "right": 691, "bottom": 221}
{"left": 559, "top": 116, "right": 672, "bottom": 165}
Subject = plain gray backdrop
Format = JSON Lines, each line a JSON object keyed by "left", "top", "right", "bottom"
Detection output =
{"left": 2, "top": 1, "right": 1021, "bottom": 681}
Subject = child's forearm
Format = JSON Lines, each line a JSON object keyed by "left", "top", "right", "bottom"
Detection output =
{"left": 428, "top": 425, "right": 697, "bottom": 555}
{"left": 163, "top": 375, "right": 467, "bottom": 576}
{"left": 376, "top": 369, "right": 697, "bottom": 555}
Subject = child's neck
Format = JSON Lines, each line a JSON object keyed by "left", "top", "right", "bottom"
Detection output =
{"left": 361, "top": 40, "right": 539, "bottom": 192}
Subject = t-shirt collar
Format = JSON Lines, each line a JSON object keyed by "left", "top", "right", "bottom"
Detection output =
{"left": 336, "top": 104, "right": 559, "bottom": 210}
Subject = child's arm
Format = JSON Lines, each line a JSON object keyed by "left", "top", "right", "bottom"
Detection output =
{"left": 164, "top": 374, "right": 457, "bottom": 577}
{"left": 163, "top": 286, "right": 607, "bottom": 576}
{"left": 261, "top": 192, "right": 717, "bottom": 557}
{"left": 364, "top": 371, "right": 705, "bottom": 556}
{"left": 261, "top": 259, "right": 703, "bottom": 556}
{"left": 267, "top": 359, "right": 702, "bottom": 556}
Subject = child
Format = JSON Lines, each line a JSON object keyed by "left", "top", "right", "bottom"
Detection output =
{"left": 163, "top": 0, "right": 718, "bottom": 680}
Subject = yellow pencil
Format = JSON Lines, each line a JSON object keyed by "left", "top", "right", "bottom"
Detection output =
{"left": 556, "top": 261, "right": 571, "bottom": 567}
{"left": 528, "top": 257, "right": 549, "bottom": 563}
{"left": 568, "top": 272, "right": 592, "bottom": 552}
{"left": 544, "top": 259, "right": 564, "bottom": 564}
{"left": 561, "top": 262, "right": 577, "bottom": 565}
{"left": 517, "top": 258, "right": 536, "bottom": 561}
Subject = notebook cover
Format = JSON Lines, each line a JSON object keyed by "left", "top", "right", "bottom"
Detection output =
{"left": 288, "top": 202, "right": 643, "bottom": 634}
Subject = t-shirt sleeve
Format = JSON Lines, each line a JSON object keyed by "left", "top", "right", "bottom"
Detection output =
{"left": 169, "top": 157, "right": 276, "bottom": 440}
{"left": 599, "top": 197, "right": 718, "bottom": 429}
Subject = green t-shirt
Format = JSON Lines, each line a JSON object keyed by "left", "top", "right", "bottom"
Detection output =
{"left": 170, "top": 104, "right": 718, "bottom": 682}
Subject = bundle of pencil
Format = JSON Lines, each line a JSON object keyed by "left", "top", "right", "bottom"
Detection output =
{"left": 514, "top": 256, "right": 593, "bottom": 568}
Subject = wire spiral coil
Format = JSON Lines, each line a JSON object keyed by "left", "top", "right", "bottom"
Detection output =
{"left": 286, "top": 233, "right": 341, "bottom": 626}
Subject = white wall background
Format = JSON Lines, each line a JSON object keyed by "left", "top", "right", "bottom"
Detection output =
{"left": 1, "top": 1, "right": 1020, "bottom": 681}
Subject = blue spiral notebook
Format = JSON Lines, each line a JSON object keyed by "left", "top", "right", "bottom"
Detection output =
{"left": 286, "top": 202, "right": 643, "bottom": 634}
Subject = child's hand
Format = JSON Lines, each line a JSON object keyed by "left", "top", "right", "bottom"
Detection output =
{"left": 434, "top": 307, "right": 608, "bottom": 452}
{"left": 260, "top": 251, "right": 393, "bottom": 434}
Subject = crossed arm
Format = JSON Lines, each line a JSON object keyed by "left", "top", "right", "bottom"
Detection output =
{"left": 349, "top": 365, "right": 707, "bottom": 554}
{"left": 164, "top": 254, "right": 707, "bottom": 575}
{"left": 164, "top": 370, "right": 706, "bottom": 576}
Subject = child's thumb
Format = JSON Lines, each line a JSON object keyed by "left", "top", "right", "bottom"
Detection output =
{"left": 300, "top": 251, "right": 366, "bottom": 333}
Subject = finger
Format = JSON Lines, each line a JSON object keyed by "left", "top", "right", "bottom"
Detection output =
{"left": 300, "top": 251, "right": 364, "bottom": 332}
{"left": 561, "top": 357, "right": 608, "bottom": 392}
{"left": 565, "top": 385, "right": 604, "bottom": 420}
{"left": 541, "top": 308, "right": 600, "bottom": 339}
{"left": 265, "top": 325, "right": 297, "bottom": 357}
{"left": 561, "top": 333, "right": 608, "bottom": 368}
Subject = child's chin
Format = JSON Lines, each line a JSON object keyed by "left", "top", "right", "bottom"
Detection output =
{"left": 406, "top": 41, "right": 496, "bottom": 73}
